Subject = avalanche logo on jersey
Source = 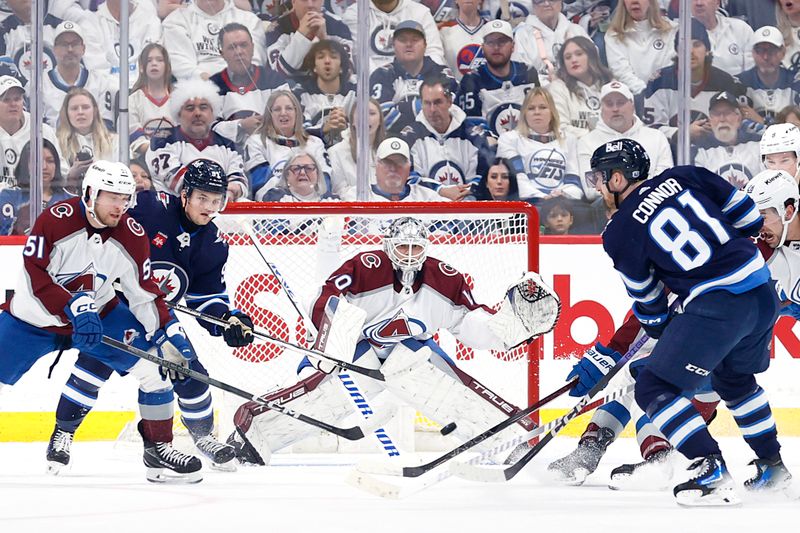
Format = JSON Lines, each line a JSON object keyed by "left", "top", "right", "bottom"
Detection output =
{"left": 488, "top": 104, "right": 521, "bottom": 135}
{"left": 430, "top": 161, "right": 465, "bottom": 186}
{"left": 528, "top": 148, "right": 566, "bottom": 190}
{"left": 151, "top": 261, "right": 190, "bottom": 302}
{"left": 364, "top": 309, "right": 427, "bottom": 347}
{"left": 55, "top": 263, "right": 106, "bottom": 298}
{"left": 457, "top": 44, "right": 485, "bottom": 77}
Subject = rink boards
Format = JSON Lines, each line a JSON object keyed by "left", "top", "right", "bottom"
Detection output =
{"left": 0, "top": 237, "right": 798, "bottom": 441}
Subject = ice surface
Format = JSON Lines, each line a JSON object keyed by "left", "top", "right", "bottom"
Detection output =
{"left": 0, "top": 437, "right": 797, "bottom": 533}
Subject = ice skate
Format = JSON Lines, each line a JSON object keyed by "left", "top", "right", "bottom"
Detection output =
{"left": 227, "top": 428, "right": 266, "bottom": 466}
{"left": 673, "top": 454, "right": 740, "bottom": 507}
{"left": 545, "top": 427, "right": 615, "bottom": 485}
{"left": 46, "top": 427, "right": 74, "bottom": 475}
{"left": 140, "top": 422, "right": 202, "bottom": 483}
{"left": 744, "top": 455, "right": 795, "bottom": 498}
{"left": 193, "top": 434, "right": 237, "bottom": 472}
{"left": 608, "top": 448, "right": 675, "bottom": 491}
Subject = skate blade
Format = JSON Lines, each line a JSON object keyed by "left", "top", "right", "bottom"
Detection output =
{"left": 146, "top": 468, "right": 203, "bottom": 484}
{"left": 542, "top": 466, "right": 589, "bottom": 486}
{"left": 46, "top": 461, "right": 68, "bottom": 476}
{"left": 210, "top": 460, "right": 237, "bottom": 473}
{"left": 675, "top": 488, "right": 741, "bottom": 507}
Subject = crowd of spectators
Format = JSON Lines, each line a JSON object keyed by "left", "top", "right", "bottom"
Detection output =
{"left": 0, "top": 0, "right": 797, "bottom": 235}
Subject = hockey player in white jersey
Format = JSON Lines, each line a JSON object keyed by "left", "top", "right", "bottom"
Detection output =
{"left": 759, "top": 122, "right": 800, "bottom": 182}
{"left": 226, "top": 216, "right": 560, "bottom": 466}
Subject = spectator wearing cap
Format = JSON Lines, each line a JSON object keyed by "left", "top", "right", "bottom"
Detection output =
{"left": 738, "top": 26, "right": 800, "bottom": 125}
{"left": 369, "top": 20, "right": 457, "bottom": 135}
{"left": 642, "top": 18, "right": 746, "bottom": 145}
{"left": 693, "top": 91, "right": 762, "bottom": 189}
{"left": 402, "top": 73, "right": 494, "bottom": 201}
{"left": 342, "top": 0, "right": 445, "bottom": 72}
{"left": 692, "top": 0, "right": 755, "bottom": 76}
{"left": 162, "top": 0, "right": 266, "bottom": 80}
{"left": 512, "top": 0, "right": 589, "bottom": 83}
{"left": 0, "top": 75, "right": 64, "bottom": 189}
{"left": 265, "top": 0, "right": 352, "bottom": 78}
{"left": 296, "top": 39, "right": 356, "bottom": 147}
{"left": 457, "top": 19, "right": 541, "bottom": 138}
{"left": 439, "top": 0, "right": 489, "bottom": 81}
{"left": 577, "top": 80, "right": 673, "bottom": 201}
{"left": 88, "top": 0, "right": 163, "bottom": 86}
{"left": 210, "top": 23, "right": 292, "bottom": 142}
{"left": 604, "top": 0, "right": 677, "bottom": 96}
{"left": 370, "top": 137, "right": 445, "bottom": 201}
{"left": 41, "top": 21, "right": 119, "bottom": 131}
{"left": 548, "top": 35, "right": 613, "bottom": 138}
{"left": 146, "top": 77, "right": 248, "bottom": 201}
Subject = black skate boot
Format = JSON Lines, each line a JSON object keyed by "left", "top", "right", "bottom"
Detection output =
{"left": 226, "top": 428, "right": 266, "bottom": 466}
{"left": 744, "top": 455, "right": 793, "bottom": 493}
{"left": 139, "top": 422, "right": 202, "bottom": 483}
{"left": 193, "top": 434, "right": 237, "bottom": 472}
{"left": 673, "top": 454, "right": 740, "bottom": 507}
{"left": 609, "top": 448, "right": 675, "bottom": 491}
{"left": 46, "top": 427, "right": 74, "bottom": 475}
{"left": 546, "top": 426, "right": 615, "bottom": 485}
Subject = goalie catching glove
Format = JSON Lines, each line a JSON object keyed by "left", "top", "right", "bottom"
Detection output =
{"left": 151, "top": 320, "right": 195, "bottom": 381}
{"left": 487, "top": 272, "right": 561, "bottom": 349}
{"left": 220, "top": 310, "right": 254, "bottom": 347}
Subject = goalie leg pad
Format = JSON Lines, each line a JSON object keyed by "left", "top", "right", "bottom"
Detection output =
{"left": 382, "top": 341, "right": 529, "bottom": 454}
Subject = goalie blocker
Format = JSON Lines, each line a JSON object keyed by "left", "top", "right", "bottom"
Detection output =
{"left": 226, "top": 217, "right": 560, "bottom": 464}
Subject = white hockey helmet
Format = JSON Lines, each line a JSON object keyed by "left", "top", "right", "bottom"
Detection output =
{"left": 81, "top": 160, "right": 137, "bottom": 222}
{"left": 384, "top": 217, "right": 429, "bottom": 282}
{"left": 745, "top": 169, "right": 799, "bottom": 247}
{"left": 760, "top": 123, "right": 800, "bottom": 167}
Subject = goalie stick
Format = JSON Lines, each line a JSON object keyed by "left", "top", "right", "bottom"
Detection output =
{"left": 166, "top": 301, "right": 386, "bottom": 381}
{"left": 450, "top": 333, "right": 651, "bottom": 482}
{"left": 100, "top": 336, "right": 390, "bottom": 440}
{"left": 348, "top": 381, "right": 637, "bottom": 498}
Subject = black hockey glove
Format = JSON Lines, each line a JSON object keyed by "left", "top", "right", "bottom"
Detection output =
{"left": 221, "top": 310, "right": 254, "bottom": 347}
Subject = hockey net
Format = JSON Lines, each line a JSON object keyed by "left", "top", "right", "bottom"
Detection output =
{"left": 177, "top": 202, "right": 541, "bottom": 451}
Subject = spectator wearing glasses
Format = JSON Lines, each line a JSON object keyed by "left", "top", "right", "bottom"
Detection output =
{"left": 369, "top": 137, "right": 444, "bottom": 201}
{"left": 738, "top": 26, "right": 800, "bottom": 126}
{"left": 513, "top": 0, "right": 589, "bottom": 83}
{"left": 244, "top": 90, "right": 332, "bottom": 200}
{"left": 458, "top": 19, "right": 540, "bottom": 138}
{"left": 693, "top": 91, "right": 762, "bottom": 189}
{"left": 260, "top": 150, "right": 335, "bottom": 202}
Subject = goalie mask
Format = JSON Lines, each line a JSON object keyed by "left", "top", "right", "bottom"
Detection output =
{"left": 384, "top": 217, "right": 429, "bottom": 289}
{"left": 746, "top": 169, "right": 799, "bottom": 248}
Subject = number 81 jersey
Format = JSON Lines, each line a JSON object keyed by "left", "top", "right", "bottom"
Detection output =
{"left": 602, "top": 165, "right": 769, "bottom": 321}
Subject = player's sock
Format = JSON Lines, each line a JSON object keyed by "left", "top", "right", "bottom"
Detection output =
{"left": 175, "top": 384, "right": 236, "bottom": 470}
{"left": 725, "top": 386, "right": 780, "bottom": 461}
{"left": 46, "top": 426, "right": 74, "bottom": 475}
{"left": 56, "top": 361, "right": 113, "bottom": 432}
{"left": 546, "top": 423, "right": 615, "bottom": 485}
{"left": 673, "top": 454, "right": 740, "bottom": 507}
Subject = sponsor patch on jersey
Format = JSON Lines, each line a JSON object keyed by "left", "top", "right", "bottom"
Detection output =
{"left": 151, "top": 261, "right": 189, "bottom": 302}
{"left": 151, "top": 232, "right": 168, "bottom": 248}
{"left": 364, "top": 309, "right": 426, "bottom": 346}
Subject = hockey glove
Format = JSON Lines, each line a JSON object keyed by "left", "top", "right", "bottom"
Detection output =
{"left": 152, "top": 320, "right": 195, "bottom": 381}
{"left": 221, "top": 310, "right": 254, "bottom": 347}
{"left": 567, "top": 343, "right": 623, "bottom": 397}
{"left": 64, "top": 292, "right": 103, "bottom": 350}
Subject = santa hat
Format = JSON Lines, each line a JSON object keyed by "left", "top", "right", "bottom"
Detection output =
{"left": 169, "top": 78, "right": 223, "bottom": 119}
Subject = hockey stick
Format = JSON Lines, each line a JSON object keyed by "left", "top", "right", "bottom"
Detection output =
{"left": 101, "top": 335, "right": 386, "bottom": 440}
{"left": 166, "top": 301, "right": 386, "bottom": 382}
{"left": 348, "top": 381, "right": 636, "bottom": 498}
{"left": 450, "top": 334, "right": 651, "bottom": 482}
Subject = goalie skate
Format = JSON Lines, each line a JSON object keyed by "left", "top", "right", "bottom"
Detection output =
{"left": 545, "top": 427, "right": 614, "bottom": 485}
{"left": 46, "top": 427, "right": 73, "bottom": 475}
{"left": 608, "top": 448, "right": 675, "bottom": 491}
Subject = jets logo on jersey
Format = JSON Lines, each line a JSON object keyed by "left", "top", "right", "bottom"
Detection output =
{"left": 488, "top": 103, "right": 521, "bottom": 135}
{"left": 143, "top": 117, "right": 175, "bottom": 140}
{"left": 370, "top": 26, "right": 395, "bottom": 57}
{"left": 528, "top": 148, "right": 566, "bottom": 190}
{"left": 151, "top": 261, "right": 189, "bottom": 302}
{"left": 13, "top": 46, "right": 56, "bottom": 83}
{"left": 4, "top": 148, "right": 17, "bottom": 166}
{"left": 457, "top": 44, "right": 485, "bottom": 76}
{"left": 653, "top": 39, "right": 665, "bottom": 50}
{"left": 430, "top": 161, "right": 465, "bottom": 185}
{"left": 717, "top": 163, "right": 754, "bottom": 190}
{"left": 364, "top": 309, "right": 426, "bottom": 347}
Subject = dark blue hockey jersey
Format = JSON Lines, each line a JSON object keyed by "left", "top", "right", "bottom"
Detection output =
{"left": 127, "top": 190, "right": 232, "bottom": 336}
{"left": 602, "top": 166, "right": 768, "bottom": 326}
{"left": 456, "top": 61, "right": 540, "bottom": 137}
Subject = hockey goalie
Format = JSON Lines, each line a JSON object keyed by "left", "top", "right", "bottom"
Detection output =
{"left": 226, "top": 217, "right": 560, "bottom": 465}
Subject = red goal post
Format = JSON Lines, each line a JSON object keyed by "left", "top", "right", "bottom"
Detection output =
{"left": 179, "top": 201, "right": 542, "bottom": 444}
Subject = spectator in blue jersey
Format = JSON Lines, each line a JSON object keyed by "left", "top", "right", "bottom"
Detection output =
{"left": 297, "top": 39, "right": 356, "bottom": 147}
{"left": 264, "top": 0, "right": 352, "bottom": 77}
{"left": 211, "top": 23, "right": 291, "bottom": 141}
{"left": 0, "top": 139, "right": 72, "bottom": 235}
{"left": 738, "top": 26, "right": 800, "bottom": 126}
{"left": 370, "top": 20, "right": 457, "bottom": 135}
{"left": 457, "top": 19, "right": 540, "bottom": 138}
{"left": 260, "top": 150, "right": 335, "bottom": 201}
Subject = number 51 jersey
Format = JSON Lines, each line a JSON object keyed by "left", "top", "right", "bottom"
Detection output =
{"left": 602, "top": 165, "right": 769, "bottom": 322}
